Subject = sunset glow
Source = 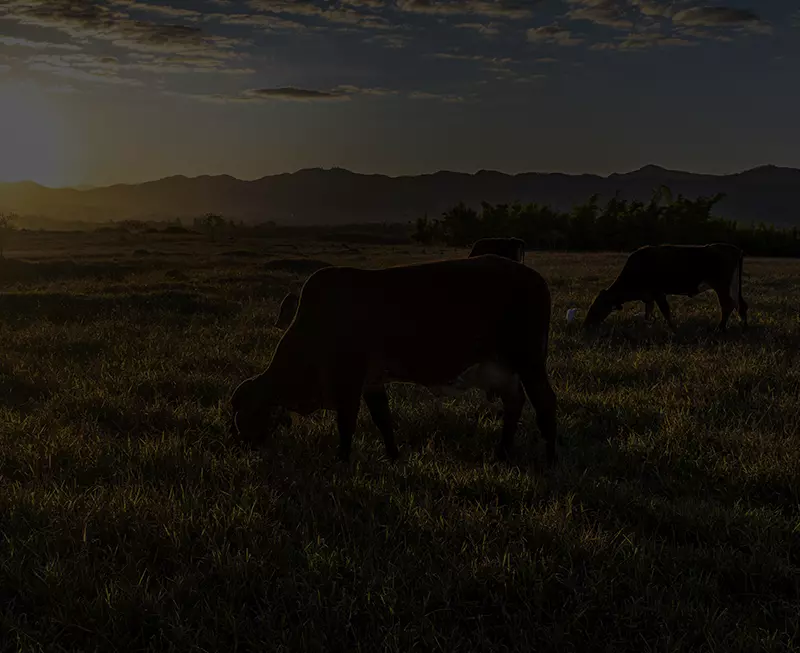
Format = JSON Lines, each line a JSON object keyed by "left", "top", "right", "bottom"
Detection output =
{"left": 0, "top": 82, "right": 74, "bottom": 187}
{"left": 0, "top": 0, "right": 797, "bottom": 187}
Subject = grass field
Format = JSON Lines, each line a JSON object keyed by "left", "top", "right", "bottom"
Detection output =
{"left": 1, "top": 229, "right": 799, "bottom": 652}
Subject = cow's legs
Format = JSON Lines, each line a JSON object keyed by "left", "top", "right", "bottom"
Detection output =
{"left": 714, "top": 289, "right": 737, "bottom": 332}
{"left": 518, "top": 359, "right": 558, "bottom": 466}
{"left": 495, "top": 380, "right": 524, "bottom": 461}
{"left": 738, "top": 293, "right": 749, "bottom": 328}
{"left": 335, "top": 395, "right": 360, "bottom": 462}
{"left": 644, "top": 300, "right": 655, "bottom": 321}
{"left": 364, "top": 386, "right": 399, "bottom": 461}
{"left": 654, "top": 294, "right": 677, "bottom": 332}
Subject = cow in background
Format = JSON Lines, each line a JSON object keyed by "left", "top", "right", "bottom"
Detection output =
{"left": 584, "top": 243, "right": 748, "bottom": 332}
{"left": 469, "top": 237, "right": 526, "bottom": 264}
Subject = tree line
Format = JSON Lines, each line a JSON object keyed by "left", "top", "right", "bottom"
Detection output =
{"left": 412, "top": 188, "right": 800, "bottom": 257}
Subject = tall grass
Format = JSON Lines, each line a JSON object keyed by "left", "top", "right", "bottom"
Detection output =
{"left": 0, "top": 232, "right": 798, "bottom": 651}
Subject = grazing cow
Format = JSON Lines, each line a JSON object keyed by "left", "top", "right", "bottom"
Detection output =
{"left": 469, "top": 237, "right": 526, "bottom": 264}
{"left": 231, "top": 254, "right": 557, "bottom": 464}
{"left": 583, "top": 243, "right": 748, "bottom": 332}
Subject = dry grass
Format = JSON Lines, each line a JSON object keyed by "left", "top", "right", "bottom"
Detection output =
{"left": 1, "top": 230, "right": 799, "bottom": 652}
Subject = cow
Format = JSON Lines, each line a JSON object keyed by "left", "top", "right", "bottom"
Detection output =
{"left": 231, "top": 254, "right": 557, "bottom": 465}
{"left": 583, "top": 243, "right": 748, "bottom": 332}
{"left": 469, "top": 237, "right": 526, "bottom": 264}
{"left": 273, "top": 237, "right": 525, "bottom": 329}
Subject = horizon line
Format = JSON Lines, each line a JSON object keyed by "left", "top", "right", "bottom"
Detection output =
{"left": 0, "top": 162, "right": 796, "bottom": 191}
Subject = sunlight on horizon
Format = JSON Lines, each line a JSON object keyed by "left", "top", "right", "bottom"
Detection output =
{"left": 0, "top": 83, "right": 77, "bottom": 188}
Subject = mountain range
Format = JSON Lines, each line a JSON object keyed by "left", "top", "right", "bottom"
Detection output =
{"left": 1, "top": 164, "right": 799, "bottom": 227}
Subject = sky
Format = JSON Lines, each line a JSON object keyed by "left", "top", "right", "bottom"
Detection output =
{"left": 0, "top": 0, "right": 797, "bottom": 188}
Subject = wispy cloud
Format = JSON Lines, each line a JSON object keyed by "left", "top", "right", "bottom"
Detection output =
{"left": 246, "top": 86, "right": 350, "bottom": 101}
{"left": 566, "top": 0, "right": 633, "bottom": 30}
{"left": 109, "top": 0, "right": 204, "bottom": 20}
{"left": 671, "top": 6, "right": 769, "bottom": 33}
{"left": 0, "top": 36, "right": 81, "bottom": 50}
{"left": 397, "top": 0, "right": 534, "bottom": 19}
{"left": 247, "top": 0, "right": 393, "bottom": 29}
{"left": 453, "top": 22, "right": 501, "bottom": 36}
{"left": 591, "top": 31, "right": 697, "bottom": 49}
{"left": 364, "top": 33, "right": 414, "bottom": 48}
{"left": 408, "top": 89, "right": 468, "bottom": 102}
{"left": 170, "top": 84, "right": 468, "bottom": 104}
{"left": 205, "top": 12, "right": 306, "bottom": 30}
{"left": 1, "top": 0, "right": 248, "bottom": 58}
{"left": 527, "top": 24, "right": 584, "bottom": 46}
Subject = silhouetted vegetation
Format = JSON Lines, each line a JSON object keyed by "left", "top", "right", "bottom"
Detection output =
{"left": 415, "top": 188, "right": 800, "bottom": 257}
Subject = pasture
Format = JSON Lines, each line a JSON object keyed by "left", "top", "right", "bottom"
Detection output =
{"left": 1, "top": 229, "right": 799, "bottom": 651}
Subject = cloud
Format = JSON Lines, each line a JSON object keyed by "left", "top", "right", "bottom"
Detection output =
{"left": 364, "top": 33, "right": 413, "bottom": 48}
{"left": 0, "top": 36, "right": 81, "bottom": 50}
{"left": 1, "top": 0, "right": 248, "bottom": 58}
{"left": 28, "top": 61, "right": 144, "bottom": 86}
{"left": 671, "top": 6, "right": 759, "bottom": 26}
{"left": 247, "top": 0, "right": 393, "bottom": 29}
{"left": 630, "top": 0, "right": 674, "bottom": 18}
{"left": 566, "top": 0, "right": 633, "bottom": 29}
{"left": 591, "top": 31, "right": 698, "bottom": 49}
{"left": 408, "top": 90, "right": 467, "bottom": 102}
{"left": 205, "top": 12, "right": 306, "bottom": 30}
{"left": 170, "top": 85, "right": 465, "bottom": 104}
{"left": 109, "top": 1, "right": 204, "bottom": 20}
{"left": 527, "top": 24, "right": 584, "bottom": 46}
{"left": 397, "top": 0, "right": 534, "bottom": 19}
{"left": 671, "top": 6, "right": 766, "bottom": 31}
{"left": 433, "top": 52, "right": 516, "bottom": 64}
{"left": 26, "top": 51, "right": 254, "bottom": 85}
{"left": 453, "top": 22, "right": 501, "bottom": 35}
{"left": 245, "top": 87, "right": 349, "bottom": 101}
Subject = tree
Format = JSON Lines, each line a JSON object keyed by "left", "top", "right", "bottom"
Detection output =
{"left": 0, "top": 212, "right": 18, "bottom": 259}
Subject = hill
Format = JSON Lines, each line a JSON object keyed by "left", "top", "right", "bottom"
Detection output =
{"left": 1, "top": 164, "right": 799, "bottom": 227}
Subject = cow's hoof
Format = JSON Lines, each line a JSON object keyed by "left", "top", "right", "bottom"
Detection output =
{"left": 385, "top": 446, "right": 400, "bottom": 463}
{"left": 336, "top": 447, "right": 351, "bottom": 463}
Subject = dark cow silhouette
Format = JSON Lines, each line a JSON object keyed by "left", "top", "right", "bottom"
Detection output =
{"left": 469, "top": 237, "right": 525, "bottom": 264}
{"left": 274, "top": 237, "right": 526, "bottom": 329}
{"left": 232, "top": 255, "right": 557, "bottom": 464}
{"left": 584, "top": 243, "right": 748, "bottom": 332}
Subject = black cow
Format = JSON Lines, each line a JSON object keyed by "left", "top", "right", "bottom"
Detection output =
{"left": 584, "top": 243, "right": 748, "bottom": 332}
{"left": 231, "top": 254, "right": 557, "bottom": 464}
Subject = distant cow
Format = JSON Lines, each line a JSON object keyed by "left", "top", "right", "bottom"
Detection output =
{"left": 469, "top": 237, "right": 526, "bottom": 264}
{"left": 231, "top": 254, "right": 557, "bottom": 464}
{"left": 583, "top": 243, "right": 748, "bottom": 332}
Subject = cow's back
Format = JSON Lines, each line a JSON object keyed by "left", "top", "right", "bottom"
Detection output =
{"left": 281, "top": 255, "right": 550, "bottom": 386}
{"left": 617, "top": 244, "right": 738, "bottom": 295}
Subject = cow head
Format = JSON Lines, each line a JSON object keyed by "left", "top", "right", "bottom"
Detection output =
{"left": 229, "top": 375, "right": 292, "bottom": 443}
{"left": 583, "top": 289, "right": 617, "bottom": 328}
{"left": 274, "top": 292, "right": 299, "bottom": 329}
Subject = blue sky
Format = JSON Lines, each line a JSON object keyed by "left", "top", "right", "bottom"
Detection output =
{"left": 0, "top": 0, "right": 797, "bottom": 187}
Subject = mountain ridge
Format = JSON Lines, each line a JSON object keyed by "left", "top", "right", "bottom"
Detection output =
{"left": 1, "top": 165, "right": 799, "bottom": 227}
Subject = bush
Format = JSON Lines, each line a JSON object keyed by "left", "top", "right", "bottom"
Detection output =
{"left": 417, "top": 187, "right": 800, "bottom": 257}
